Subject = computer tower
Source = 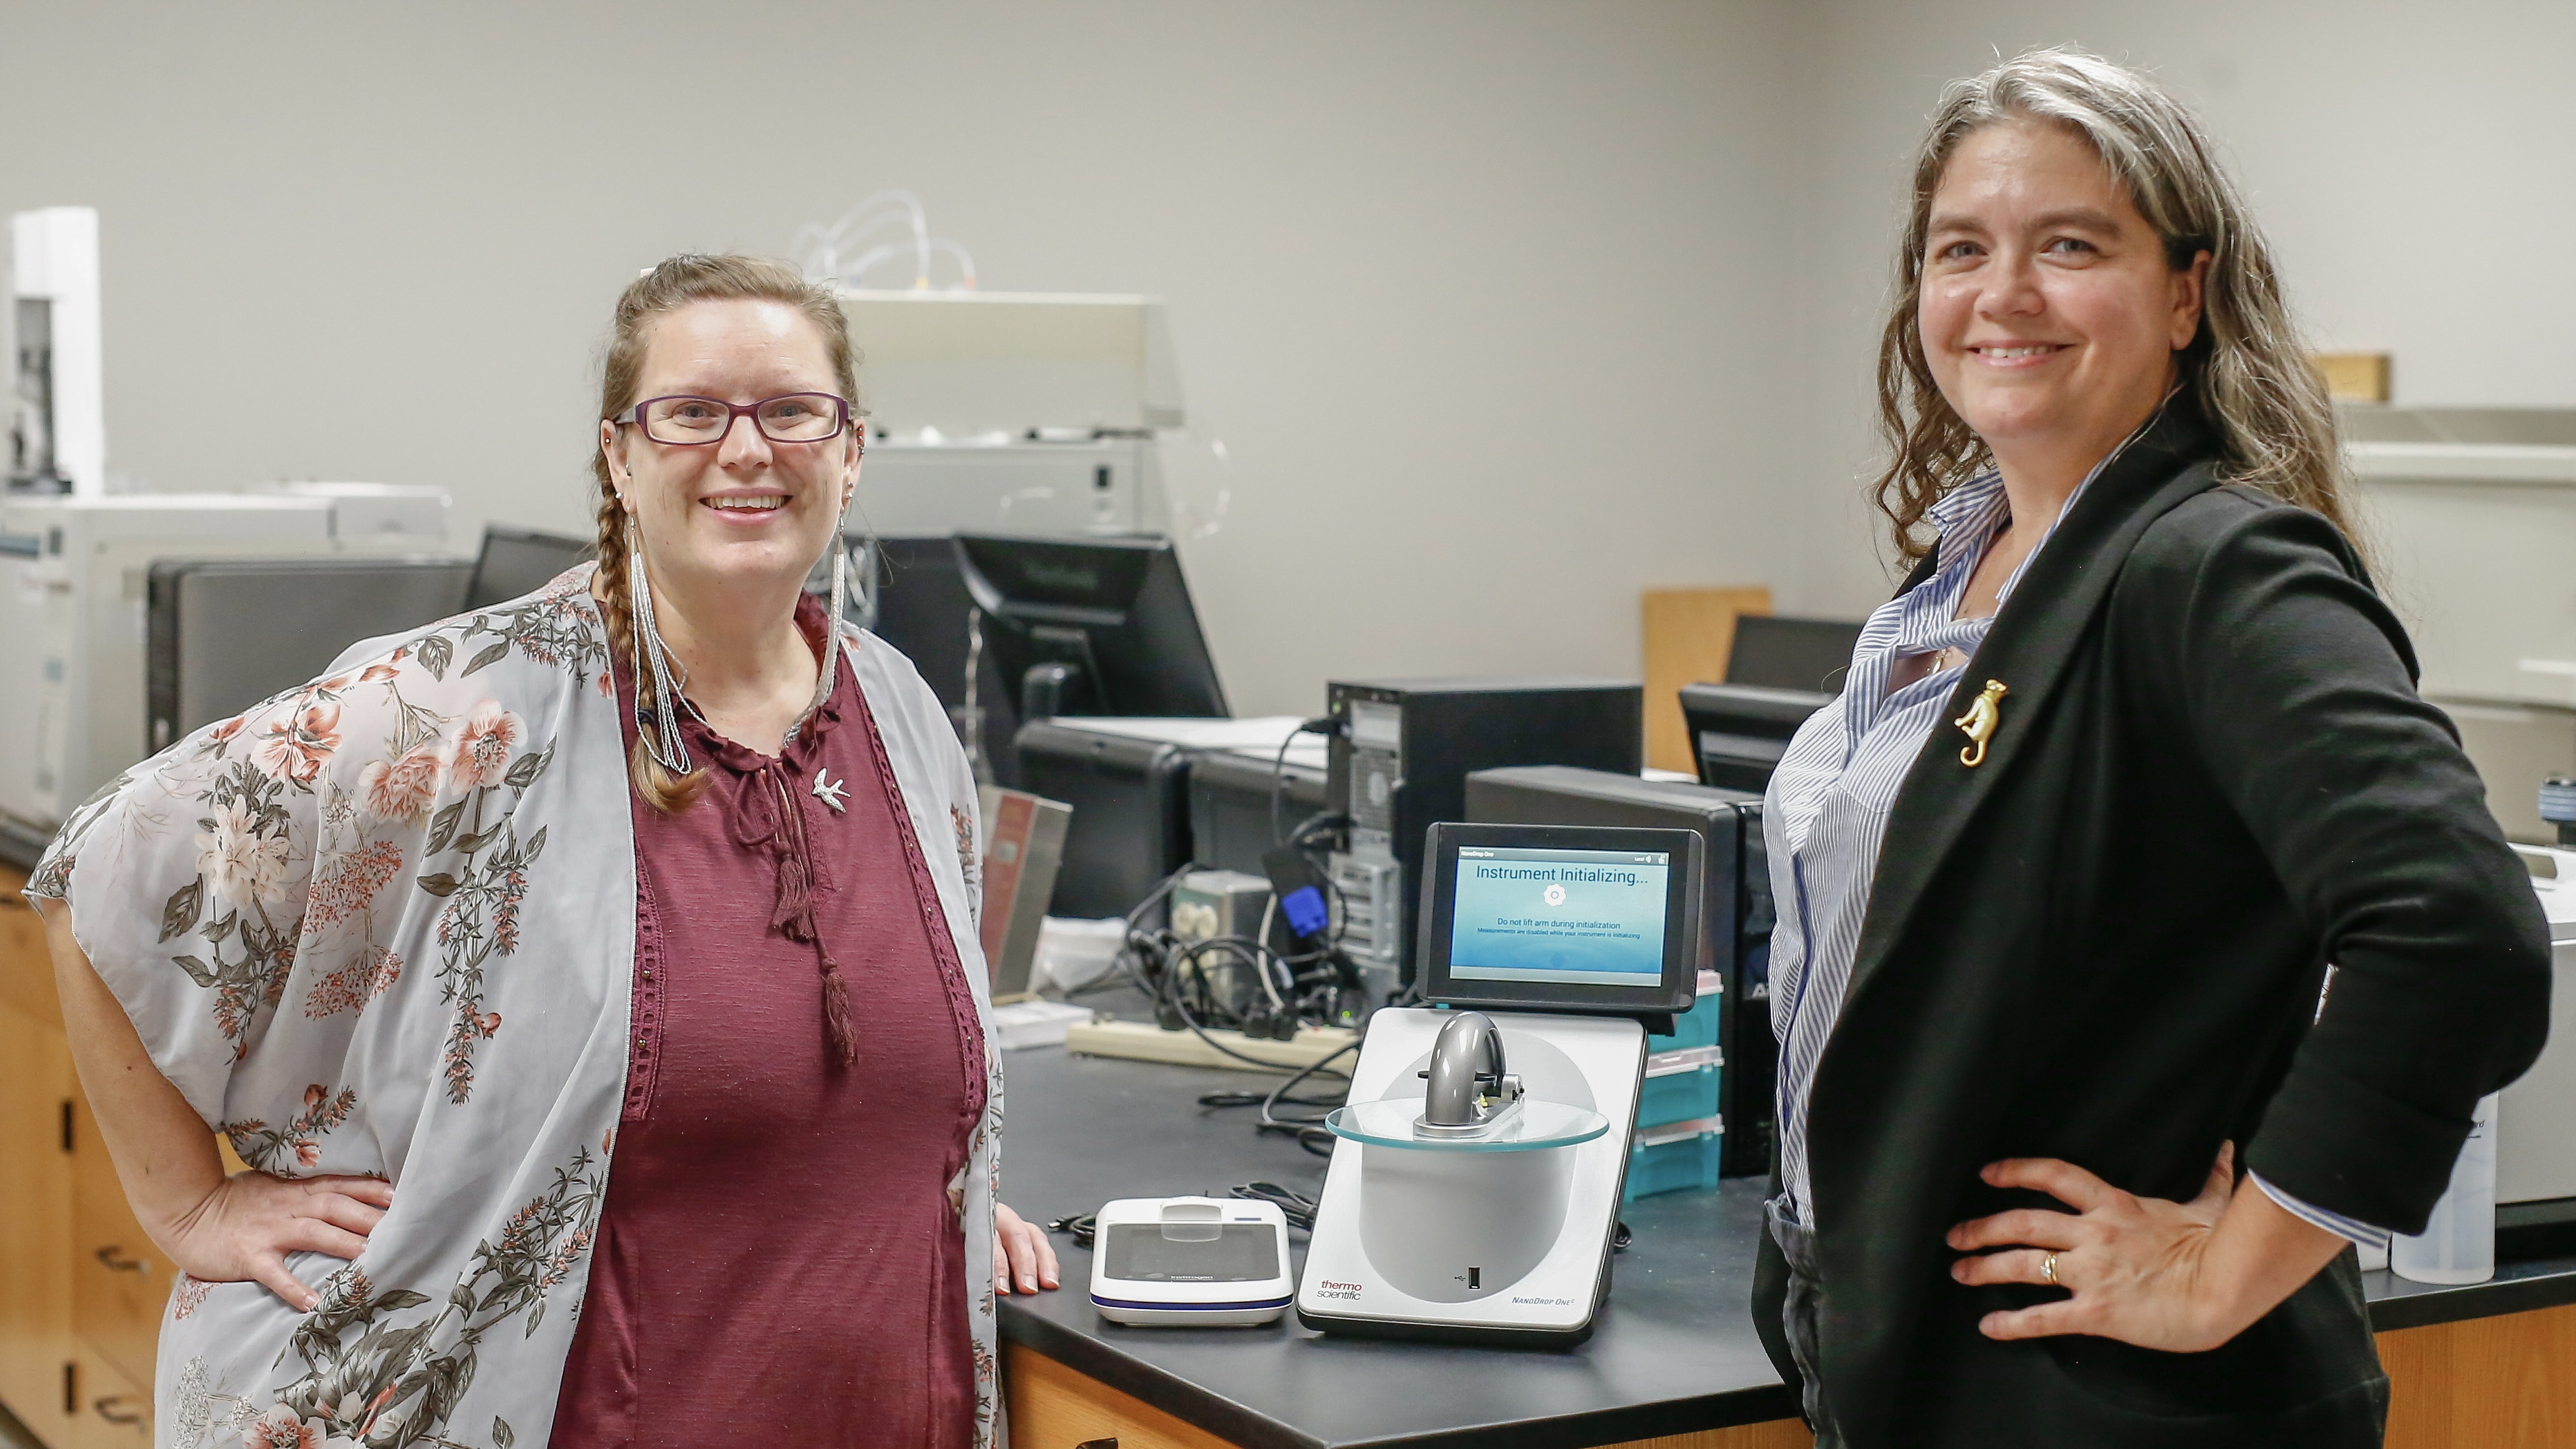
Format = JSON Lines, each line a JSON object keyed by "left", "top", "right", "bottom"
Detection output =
{"left": 1465, "top": 765, "right": 1776, "bottom": 1176}
{"left": 1013, "top": 719, "right": 1194, "bottom": 919}
{"left": 1325, "top": 677, "right": 1643, "bottom": 1000}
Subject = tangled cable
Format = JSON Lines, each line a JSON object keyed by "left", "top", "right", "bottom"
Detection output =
{"left": 1043, "top": 1181, "right": 1324, "bottom": 1254}
{"left": 791, "top": 190, "right": 978, "bottom": 292}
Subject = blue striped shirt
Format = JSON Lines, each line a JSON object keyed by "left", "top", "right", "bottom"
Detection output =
{"left": 1764, "top": 468, "right": 2045, "bottom": 1228}
{"left": 1761, "top": 468, "right": 2389, "bottom": 1250}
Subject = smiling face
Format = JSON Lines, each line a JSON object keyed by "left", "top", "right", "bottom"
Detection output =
{"left": 598, "top": 297, "right": 857, "bottom": 603}
{"left": 1919, "top": 118, "right": 2211, "bottom": 482}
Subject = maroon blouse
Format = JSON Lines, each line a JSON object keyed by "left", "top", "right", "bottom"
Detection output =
{"left": 551, "top": 599, "right": 988, "bottom": 1447}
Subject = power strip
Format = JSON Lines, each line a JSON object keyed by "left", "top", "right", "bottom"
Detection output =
{"left": 1063, "top": 1019, "right": 1359, "bottom": 1073}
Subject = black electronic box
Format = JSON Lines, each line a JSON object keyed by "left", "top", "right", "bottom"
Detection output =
{"left": 1013, "top": 720, "right": 1194, "bottom": 919}
{"left": 1186, "top": 746, "right": 1330, "bottom": 880}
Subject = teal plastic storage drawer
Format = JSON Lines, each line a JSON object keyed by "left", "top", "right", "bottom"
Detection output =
{"left": 1624, "top": 1119, "right": 1724, "bottom": 1201}
{"left": 1636, "top": 1060, "right": 1721, "bottom": 1128}
{"left": 1647, "top": 971, "right": 1723, "bottom": 1053}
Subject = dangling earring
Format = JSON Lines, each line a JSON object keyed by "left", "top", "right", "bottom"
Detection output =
{"left": 801, "top": 536, "right": 849, "bottom": 720}
{"left": 627, "top": 516, "right": 694, "bottom": 775}
{"left": 828, "top": 534, "right": 851, "bottom": 626}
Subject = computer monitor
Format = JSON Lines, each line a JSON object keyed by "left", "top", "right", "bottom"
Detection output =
{"left": 1418, "top": 821, "right": 1703, "bottom": 1021}
{"left": 859, "top": 533, "right": 1033, "bottom": 785}
{"left": 1678, "top": 681, "right": 1834, "bottom": 794}
{"left": 953, "top": 533, "right": 1227, "bottom": 721}
{"left": 1726, "top": 615, "right": 1862, "bottom": 695}
{"left": 466, "top": 526, "right": 594, "bottom": 609}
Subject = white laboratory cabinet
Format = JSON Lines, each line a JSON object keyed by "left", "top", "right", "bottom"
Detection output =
{"left": 834, "top": 289, "right": 1182, "bottom": 542}
{"left": 2505, "top": 846, "right": 2576, "bottom": 1208}
{"left": 853, "top": 436, "right": 1166, "bottom": 539}
{"left": 0, "top": 489, "right": 449, "bottom": 843}
{"left": 2348, "top": 407, "right": 2576, "bottom": 842}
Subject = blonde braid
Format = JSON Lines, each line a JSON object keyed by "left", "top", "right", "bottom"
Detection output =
{"left": 592, "top": 476, "right": 706, "bottom": 813}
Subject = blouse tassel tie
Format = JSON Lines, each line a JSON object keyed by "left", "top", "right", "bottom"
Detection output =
{"left": 737, "top": 760, "right": 858, "bottom": 1066}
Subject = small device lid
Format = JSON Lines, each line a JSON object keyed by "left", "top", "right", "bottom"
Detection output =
{"left": 1090, "top": 1197, "right": 1293, "bottom": 1309}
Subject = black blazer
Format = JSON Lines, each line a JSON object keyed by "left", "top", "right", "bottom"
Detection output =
{"left": 1751, "top": 403, "right": 2553, "bottom": 1448}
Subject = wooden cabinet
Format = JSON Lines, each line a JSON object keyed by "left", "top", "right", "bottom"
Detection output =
{"left": 1003, "top": 1344, "right": 1240, "bottom": 1449}
{"left": 66, "top": 1344, "right": 152, "bottom": 1449}
{"left": 0, "top": 870, "right": 238, "bottom": 1448}
{"left": 0, "top": 881, "right": 78, "bottom": 1449}
{"left": 71, "top": 1096, "right": 176, "bottom": 1392}
{"left": 1641, "top": 586, "right": 1773, "bottom": 775}
{"left": 2382, "top": 1302, "right": 2576, "bottom": 1448}
{"left": 0, "top": 884, "right": 56, "bottom": 1018}
{"left": 1007, "top": 1314, "right": 2576, "bottom": 1449}
{"left": 1000, "top": 1344, "right": 1815, "bottom": 1449}
{"left": 0, "top": 873, "right": 168, "bottom": 1449}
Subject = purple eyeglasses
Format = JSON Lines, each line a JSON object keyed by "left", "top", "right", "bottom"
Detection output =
{"left": 614, "top": 393, "right": 852, "bottom": 446}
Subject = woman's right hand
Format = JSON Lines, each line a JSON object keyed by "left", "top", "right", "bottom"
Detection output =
{"left": 157, "top": 1173, "right": 395, "bottom": 1311}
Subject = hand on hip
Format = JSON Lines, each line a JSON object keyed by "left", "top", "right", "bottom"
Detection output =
{"left": 1945, "top": 1143, "right": 2242, "bottom": 1353}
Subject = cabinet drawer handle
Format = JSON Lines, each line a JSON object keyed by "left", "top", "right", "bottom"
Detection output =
{"left": 93, "top": 1395, "right": 144, "bottom": 1425}
{"left": 93, "top": 1245, "right": 147, "bottom": 1273}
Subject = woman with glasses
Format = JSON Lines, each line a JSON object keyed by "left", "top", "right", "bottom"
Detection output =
{"left": 35, "top": 254, "right": 1055, "bottom": 1448}
{"left": 1753, "top": 51, "right": 2549, "bottom": 1447}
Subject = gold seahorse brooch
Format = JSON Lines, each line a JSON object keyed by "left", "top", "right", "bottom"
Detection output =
{"left": 1954, "top": 679, "right": 2009, "bottom": 767}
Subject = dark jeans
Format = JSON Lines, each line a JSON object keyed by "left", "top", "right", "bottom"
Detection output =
{"left": 1764, "top": 1192, "right": 1845, "bottom": 1448}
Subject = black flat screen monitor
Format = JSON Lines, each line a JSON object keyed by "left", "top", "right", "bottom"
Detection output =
{"left": 1418, "top": 822, "right": 1701, "bottom": 1020}
{"left": 1678, "top": 682, "right": 1834, "bottom": 794}
{"left": 952, "top": 533, "right": 1227, "bottom": 721}
{"left": 467, "top": 526, "right": 594, "bottom": 609}
{"left": 1726, "top": 615, "right": 1862, "bottom": 695}
{"left": 861, "top": 533, "right": 1029, "bottom": 785}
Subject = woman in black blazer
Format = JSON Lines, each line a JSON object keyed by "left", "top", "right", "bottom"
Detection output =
{"left": 1752, "top": 48, "right": 2552, "bottom": 1448}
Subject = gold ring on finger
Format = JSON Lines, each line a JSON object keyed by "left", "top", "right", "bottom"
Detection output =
{"left": 2041, "top": 1251, "right": 2061, "bottom": 1287}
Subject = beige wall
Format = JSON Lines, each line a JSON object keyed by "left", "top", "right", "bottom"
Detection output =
{"left": 1779, "top": 0, "right": 2576, "bottom": 617}
{"left": 1, "top": 1, "right": 1806, "bottom": 718}
{"left": 10, "top": 2, "right": 2574, "bottom": 709}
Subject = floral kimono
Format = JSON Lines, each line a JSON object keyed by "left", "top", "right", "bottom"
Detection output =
{"left": 30, "top": 566, "right": 1008, "bottom": 1449}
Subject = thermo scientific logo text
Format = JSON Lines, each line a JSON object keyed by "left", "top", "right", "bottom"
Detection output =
{"left": 1315, "top": 1279, "right": 1363, "bottom": 1300}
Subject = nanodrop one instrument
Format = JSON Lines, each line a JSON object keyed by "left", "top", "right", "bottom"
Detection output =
{"left": 1299, "top": 822, "right": 1702, "bottom": 1345}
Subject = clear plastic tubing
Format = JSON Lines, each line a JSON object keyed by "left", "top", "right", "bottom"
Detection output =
{"left": 2392, "top": 1093, "right": 2498, "bottom": 1286}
